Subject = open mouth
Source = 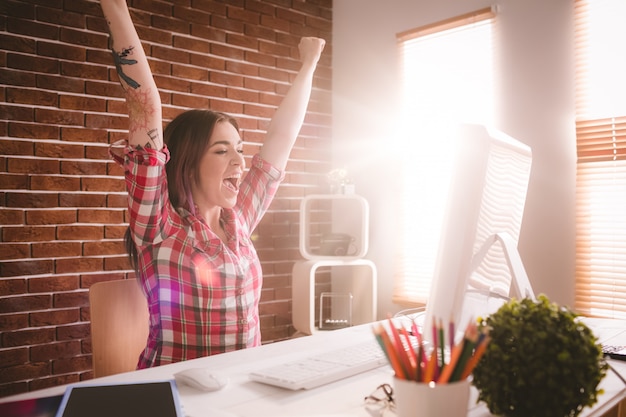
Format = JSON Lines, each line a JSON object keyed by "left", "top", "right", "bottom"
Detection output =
{"left": 223, "top": 174, "right": 241, "bottom": 193}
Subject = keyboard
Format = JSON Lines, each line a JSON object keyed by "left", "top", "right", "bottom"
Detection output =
{"left": 248, "top": 339, "right": 388, "bottom": 390}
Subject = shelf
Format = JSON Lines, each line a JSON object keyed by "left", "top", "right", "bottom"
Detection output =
{"left": 299, "top": 194, "right": 369, "bottom": 260}
{"left": 292, "top": 259, "right": 377, "bottom": 335}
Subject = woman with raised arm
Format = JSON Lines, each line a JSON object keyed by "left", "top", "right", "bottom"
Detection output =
{"left": 100, "top": 0, "right": 325, "bottom": 368}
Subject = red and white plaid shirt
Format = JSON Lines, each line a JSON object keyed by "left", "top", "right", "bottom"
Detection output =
{"left": 112, "top": 143, "right": 283, "bottom": 368}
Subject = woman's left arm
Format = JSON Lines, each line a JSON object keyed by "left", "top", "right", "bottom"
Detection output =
{"left": 259, "top": 37, "right": 326, "bottom": 171}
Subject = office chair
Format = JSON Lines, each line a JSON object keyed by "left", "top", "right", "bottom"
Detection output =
{"left": 89, "top": 279, "right": 149, "bottom": 378}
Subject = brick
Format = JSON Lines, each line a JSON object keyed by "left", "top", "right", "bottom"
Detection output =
{"left": 30, "top": 175, "right": 81, "bottom": 192}
{"left": 0, "top": 313, "right": 29, "bottom": 331}
{"left": 105, "top": 225, "right": 129, "bottom": 239}
{"left": 152, "top": 44, "right": 190, "bottom": 64}
{"left": 81, "top": 177, "right": 125, "bottom": 192}
{"left": 2, "top": 226, "right": 56, "bottom": 242}
{"left": 0, "top": 347, "right": 28, "bottom": 367}
{"left": 190, "top": 24, "right": 226, "bottom": 43}
{"left": 4, "top": 1, "right": 35, "bottom": 20}
{"left": 0, "top": 68, "right": 36, "bottom": 88}
{"left": 61, "top": 61, "right": 108, "bottom": 81}
{"left": 61, "top": 127, "right": 108, "bottom": 143}
{"left": 226, "top": 5, "right": 260, "bottom": 25}
{"left": 37, "top": 6, "right": 86, "bottom": 29}
{"left": 59, "top": 94, "right": 106, "bottom": 112}
{"left": 0, "top": 208, "right": 25, "bottom": 225}
{"left": 105, "top": 194, "right": 127, "bottom": 208}
{"left": 210, "top": 43, "right": 245, "bottom": 61}
{"left": 0, "top": 259, "right": 55, "bottom": 277}
{"left": 6, "top": 87, "right": 57, "bottom": 106}
{"left": 63, "top": 0, "right": 101, "bottom": 15}
{"left": 0, "top": 362, "right": 50, "bottom": 384}
{"left": 7, "top": 157, "right": 60, "bottom": 175}
{"left": 56, "top": 225, "right": 104, "bottom": 241}
{"left": 35, "top": 108, "right": 84, "bottom": 126}
{"left": 30, "top": 309, "right": 80, "bottom": 328}
{"left": 87, "top": 48, "right": 114, "bottom": 66}
{"left": 0, "top": 103, "right": 34, "bottom": 123}
{"left": 259, "top": 15, "right": 290, "bottom": 33}
{"left": 171, "top": 63, "right": 208, "bottom": 81}
{"left": 244, "top": 50, "right": 276, "bottom": 67}
{"left": 227, "top": 87, "right": 259, "bottom": 103}
{"left": 7, "top": 18, "right": 59, "bottom": 41}
{"left": 56, "top": 323, "right": 90, "bottom": 341}
{"left": 60, "top": 160, "right": 107, "bottom": 176}
{"left": 5, "top": 189, "right": 59, "bottom": 208}
{"left": 83, "top": 240, "right": 125, "bottom": 256}
{"left": 0, "top": 295, "right": 51, "bottom": 314}
{"left": 37, "top": 40, "right": 85, "bottom": 62}
{"left": 52, "top": 354, "right": 92, "bottom": 375}
{"left": 0, "top": 381, "right": 28, "bottom": 398}
{"left": 7, "top": 52, "right": 59, "bottom": 74}
{"left": 173, "top": 5, "right": 211, "bottom": 25}
{"left": 27, "top": 209, "right": 77, "bottom": 225}
{"left": 60, "top": 27, "right": 107, "bottom": 48}
{"left": 84, "top": 112, "right": 127, "bottom": 130}
{"left": 0, "top": 243, "right": 30, "bottom": 260}
{"left": 77, "top": 209, "right": 125, "bottom": 224}
{"left": 55, "top": 257, "right": 103, "bottom": 275}
{"left": 36, "top": 74, "right": 85, "bottom": 94}
{"left": 53, "top": 289, "right": 90, "bottom": 309}
{"left": 104, "top": 255, "right": 132, "bottom": 272}
{"left": 210, "top": 14, "right": 244, "bottom": 33}
{"left": 190, "top": 82, "right": 226, "bottom": 99}
{"left": 210, "top": 71, "right": 244, "bottom": 87}
{"left": 29, "top": 373, "right": 80, "bottom": 392}
{"left": 0, "top": 279, "right": 27, "bottom": 296}
{"left": 151, "top": 14, "right": 190, "bottom": 35}
{"left": 243, "top": 24, "right": 276, "bottom": 42}
{"left": 58, "top": 193, "right": 110, "bottom": 207}
{"left": 171, "top": 93, "right": 209, "bottom": 109}
{"left": 172, "top": 35, "right": 210, "bottom": 54}
{"left": 152, "top": 75, "right": 191, "bottom": 93}
{"left": 0, "top": 173, "right": 29, "bottom": 190}
{"left": 8, "top": 122, "right": 59, "bottom": 140}
{"left": 29, "top": 275, "right": 79, "bottom": 293}
{"left": 32, "top": 242, "right": 82, "bottom": 258}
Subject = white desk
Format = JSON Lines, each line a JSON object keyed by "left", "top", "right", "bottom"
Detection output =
{"left": 2, "top": 318, "right": 626, "bottom": 417}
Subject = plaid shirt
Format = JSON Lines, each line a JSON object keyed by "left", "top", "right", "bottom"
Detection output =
{"left": 112, "top": 143, "right": 283, "bottom": 368}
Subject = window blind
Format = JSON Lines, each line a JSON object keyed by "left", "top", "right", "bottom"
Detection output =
{"left": 574, "top": 0, "right": 626, "bottom": 318}
{"left": 393, "top": 9, "right": 495, "bottom": 306}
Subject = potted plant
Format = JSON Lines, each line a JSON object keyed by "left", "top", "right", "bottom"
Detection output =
{"left": 471, "top": 294, "right": 608, "bottom": 417}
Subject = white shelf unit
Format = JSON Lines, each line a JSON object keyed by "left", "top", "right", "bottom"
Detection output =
{"left": 292, "top": 259, "right": 377, "bottom": 335}
{"left": 299, "top": 194, "right": 369, "bottom": 260}
{"left": 292, "top": 194, "right": 377, "bottom": 335}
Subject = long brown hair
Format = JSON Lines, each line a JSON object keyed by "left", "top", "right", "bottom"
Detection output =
{"left": 125, "top": 109, "right": 240, "bottom": 272}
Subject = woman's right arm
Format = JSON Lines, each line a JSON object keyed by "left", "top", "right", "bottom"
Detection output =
{"left": 100, "top": 0, "right": 163, "bottom": 150}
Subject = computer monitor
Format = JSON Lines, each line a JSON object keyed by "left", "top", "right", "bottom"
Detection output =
{"left": 422, "top": 123, "right": 535, "bottom": 344}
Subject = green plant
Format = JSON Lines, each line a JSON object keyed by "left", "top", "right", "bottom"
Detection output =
{"left": 471, "top": 294, "right": 608, "bottom": 417}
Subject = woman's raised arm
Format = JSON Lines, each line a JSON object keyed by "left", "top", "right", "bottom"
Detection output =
{"left": 100, "top": 0, "right": 163, "bottom": 150}
{"left": 260, "top": 37, "right": 326, "bottom": 171}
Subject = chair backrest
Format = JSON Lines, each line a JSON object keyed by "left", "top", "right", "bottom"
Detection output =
{"left": 89, "top": 279, "right": 149, "bottom": 378}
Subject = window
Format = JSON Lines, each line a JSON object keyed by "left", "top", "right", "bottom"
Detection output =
{"left": 393, "top": 9, "right": 496, "bottom": 305}
{"left": 574, "top": 0, "right": 626, "bottom": 318}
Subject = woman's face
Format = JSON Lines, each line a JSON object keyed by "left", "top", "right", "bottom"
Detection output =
{"left": 193, "top": 121, "right": 245, "bottom": 210}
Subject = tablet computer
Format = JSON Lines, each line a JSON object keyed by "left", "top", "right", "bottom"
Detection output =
{"left": 54, "top": 380, "right": 184, "bottom": 417}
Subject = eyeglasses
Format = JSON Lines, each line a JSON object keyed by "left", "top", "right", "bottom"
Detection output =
{"left": 364, "top": 383, "right": 395, "bottom": 417}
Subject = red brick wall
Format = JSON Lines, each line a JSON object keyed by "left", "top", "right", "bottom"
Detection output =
{"left": 0, "top": 0, "right": 332, "bottom": 397}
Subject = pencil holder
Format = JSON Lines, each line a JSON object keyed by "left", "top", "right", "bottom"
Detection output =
{"left": 393, "top": 377, "right": 470, "bottom": 417}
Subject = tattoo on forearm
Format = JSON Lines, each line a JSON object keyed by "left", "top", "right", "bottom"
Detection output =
{"left": 112, "top": 46, "right": 141, "bottom": 89}
{"left": 146, "top": 129, "right": 160, "bottom": 149}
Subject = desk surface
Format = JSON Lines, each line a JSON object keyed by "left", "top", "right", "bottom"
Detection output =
{"left": 2, "top": 318, "right": 626, "bottom": 417}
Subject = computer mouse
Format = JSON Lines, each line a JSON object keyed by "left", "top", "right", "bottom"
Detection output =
{"left": 174, "top": 368, "right": 229, "bottom": 392}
